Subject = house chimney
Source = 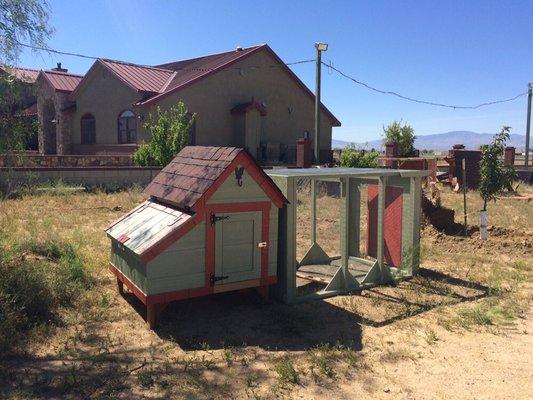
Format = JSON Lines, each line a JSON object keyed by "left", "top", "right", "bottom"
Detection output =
{"left": 52, "top": 62, "right": 68, "bottom": 73}
{"left": 236, "top": 46, "right": 243, "bottom": 51}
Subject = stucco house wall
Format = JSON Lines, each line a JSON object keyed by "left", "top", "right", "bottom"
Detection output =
{"left": 70, "top": 64, "right": 145, "bottom": 146}
{"left": 146, "top": 50, "right": 333, "bottom": 156}
{"left": 67, "top": 47, "right": 337, "bottom": 161}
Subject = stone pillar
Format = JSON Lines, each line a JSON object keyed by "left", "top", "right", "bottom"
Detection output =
{"left": 296, "top": 138, "right": 312, "bottom": 168}
{"left": 55, "top": 93, "right": 73, "bottom": 155}
{"left": 385, "top": 141, "right": 398, "bottom": 157}
{"left": 504, "top": 147, "right": 515, "bottom": 167}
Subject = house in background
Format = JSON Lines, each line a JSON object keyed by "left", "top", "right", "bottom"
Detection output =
{"left": 31, "top": 44, "right": 341, "bottom": 163}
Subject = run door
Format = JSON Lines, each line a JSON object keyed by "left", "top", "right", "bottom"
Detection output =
{"left": 213, "top": 211, "right": 262, "bottom": 287}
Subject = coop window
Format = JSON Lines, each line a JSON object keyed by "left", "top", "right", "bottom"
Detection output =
{"left": 80, "top": 113, "right": 96, "bottom": 144}
{"left": 118, "top": 110, "right": 137, "bottom": 144}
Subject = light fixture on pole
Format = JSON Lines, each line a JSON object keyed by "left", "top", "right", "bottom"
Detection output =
{"left": 314, "top": 42, "right": 328, "bottom": 164}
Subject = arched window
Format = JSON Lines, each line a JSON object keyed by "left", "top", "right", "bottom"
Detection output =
{"left": 118, "top": 110, "right": 137, "bottom": 144}
{"left": 80, "top": 113, "right": 96, "bottom": 144}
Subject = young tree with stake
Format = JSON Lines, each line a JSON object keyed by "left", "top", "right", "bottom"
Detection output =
{"left": 478, "top": 126, "right": 517, "bottom": 239}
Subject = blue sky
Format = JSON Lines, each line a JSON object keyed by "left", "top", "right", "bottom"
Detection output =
{"left": 18, "top": 0, "right": 533, "bottom": 142}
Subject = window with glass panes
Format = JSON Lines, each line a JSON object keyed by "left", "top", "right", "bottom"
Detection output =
{"left": 81, "top": 114, "right": 96, "bottom": 144}
{"left": 118, "top": 110, "right": 136, "bottom": 144}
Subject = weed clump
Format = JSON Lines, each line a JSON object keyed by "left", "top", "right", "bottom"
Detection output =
{"left": 273, "top": 356, "right": 299, "bottom": 385}
{"left": 0, "top": 239, "right": 93, "bottom": 352}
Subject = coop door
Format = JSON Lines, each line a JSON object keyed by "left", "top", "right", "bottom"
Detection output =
{"left": 214, "top": 211, "right": 262, "bottom": 285}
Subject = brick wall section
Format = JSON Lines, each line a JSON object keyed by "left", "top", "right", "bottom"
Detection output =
{"left": 0, "top": 153, "right": 134, "bottom": 168}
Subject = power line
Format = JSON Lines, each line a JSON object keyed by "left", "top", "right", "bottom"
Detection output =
{"left": 16, "top": 40, "right": 529, "bottom": 109}
{"left": 15, "top": 40, "right": 314, "bottom": 71}
{"left": 323, "top": 61, "right": 528, "bottom": 110}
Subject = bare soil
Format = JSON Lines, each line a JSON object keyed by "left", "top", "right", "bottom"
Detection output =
{"left": 0, "top": 184, "right": 531, "bottom": 399}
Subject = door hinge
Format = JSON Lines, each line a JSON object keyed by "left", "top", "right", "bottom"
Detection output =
{"left": 210, "top": 213, "right": 230, "bottom": 225}
{"left": 210, "top": 274, "right": 229, "bottom": 285}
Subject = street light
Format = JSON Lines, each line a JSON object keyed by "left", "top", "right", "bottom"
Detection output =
{"left": 315, "top": 42, "right": 328, "bottom": 52}
{"left": 314, "top": 42, "right": 328, "bottom": 164}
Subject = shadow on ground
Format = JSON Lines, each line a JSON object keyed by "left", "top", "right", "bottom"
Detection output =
{"left": 354, "top": 267, "right": 491, "bottom": 327}
{"left": 153, "top": 290, "right": 363, "bottom": 351}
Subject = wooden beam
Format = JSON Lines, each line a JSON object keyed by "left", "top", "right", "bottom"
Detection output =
{"left": 377, "top": 176, "right": 387, "bottom": 279}
{"left": 340, "top": 178, "right": 350, "bottom": 290}
{"left": 310, "top": 179, "right": 317, "bottom": 244}
{"left": 348, "top": 178, "right": 361, "bottom": 257}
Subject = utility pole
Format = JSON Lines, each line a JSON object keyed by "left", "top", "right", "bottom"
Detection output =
{"left": 314, "top": 42, "right": 328, "bottom": 164}
{"left": 525, "top": 82, "right": 532, "bottom": 169}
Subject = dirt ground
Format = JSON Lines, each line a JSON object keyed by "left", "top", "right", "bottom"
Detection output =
{"left": 0, "top": 183, "right": 531, "bottom": 399}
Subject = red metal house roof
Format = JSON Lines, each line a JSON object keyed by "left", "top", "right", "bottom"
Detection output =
{"left": 1, "top": 66, "right": 40, "bottom": 83}
{"left": 68, "top": 44, "right": 340, "bottom": 126}
{"left": 144, "top": 146, "right": 287, "bottom": 211}
{"left": 40, "top": 70, "right": 84, "bottom": 92}
{"left": 138, "top": 44, "right": 341, "bottom": 126}
{"left": 99, "top": 59, "right": 176, "bottom": 93}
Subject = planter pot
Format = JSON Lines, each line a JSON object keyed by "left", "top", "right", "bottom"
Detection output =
{"left": 479, "top": 210, "right": 488, "bottom": 240}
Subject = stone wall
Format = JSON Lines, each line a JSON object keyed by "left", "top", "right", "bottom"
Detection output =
{"left": 0, "top": 166, "right": 160, "bottom": 189}
{"left": 0, "top": 153, "right": 134, "bottom": 168}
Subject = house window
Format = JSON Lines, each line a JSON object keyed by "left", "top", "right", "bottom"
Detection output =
{"left": 118, "top": 110, "right": 137, "bottom": 144}
{"left": 80, "top": 113, "right": 96, "bottom": 144}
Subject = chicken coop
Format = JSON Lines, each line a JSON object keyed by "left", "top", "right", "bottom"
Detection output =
{"left": 107, "top": 146, "right": 428, "bottom": 328}
{"left": 266, "top": 167, "right": 428, "bottom": 304}
{"left": 106, "top": 146, "right": 286, "bottom": 328}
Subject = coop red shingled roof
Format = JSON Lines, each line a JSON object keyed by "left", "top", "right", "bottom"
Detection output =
{"left": 144, "top": 146, "right": 287, "bottom": 211}
{"left": 144, "top": 146, "right": 243, "bottom": 210}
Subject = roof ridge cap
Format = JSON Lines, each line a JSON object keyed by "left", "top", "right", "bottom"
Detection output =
{"left": 99, "top": 58, "right": 174, "bottom": 73}
{"left": 43, "top": 70, "right": 84, "bottom": 77}
{"left": 155, "top": 44, "right": 266, "bottom": 69}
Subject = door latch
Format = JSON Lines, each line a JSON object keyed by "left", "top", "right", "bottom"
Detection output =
{"left": 210, "top": 213, "right": 230, "bottom": 225}
{"left": 210, "top": 274, "right": 229, "bottom": 284}
{"left": 258, "top": 242, "right": 268, "bottom": 248}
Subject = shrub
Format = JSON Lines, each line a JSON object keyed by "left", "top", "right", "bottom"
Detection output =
{"left": 0, "top": 239, "right": 93, "bottom": 351}
{"left": 133, "top": 102, "right": 195, "bottom": 167}
{"left": 383, "top": 120, "right": 416, "bottom": 157}
{"left": 339, "top": 144, "right": 379, "bottom": 168}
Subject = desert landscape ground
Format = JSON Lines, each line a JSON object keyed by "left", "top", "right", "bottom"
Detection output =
{"left": 0, "top": 182, "right": 531, "bottom": 399}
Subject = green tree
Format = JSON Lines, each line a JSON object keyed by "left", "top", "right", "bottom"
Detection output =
{"left": 0, "top": 0, "right": 53, "bottom": 63}
{"left": 383, "top": 120, "right": 416, "bottom": 157}
{"left": 478, "top": 126, "right": 517, "bottom": 211}
{"left": 1, "top": 0, "right": 53, "bottom": 152}
{"left": 0, "top": 76, "right": 37, "bottom": 152}
{"left": 339, "top": 144, "right": 379, "bottom": 168}
{"left": 133, "top": 103, "right": 196, "bottom": 167}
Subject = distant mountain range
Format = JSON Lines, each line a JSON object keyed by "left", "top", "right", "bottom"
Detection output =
{"left": 332, "top": 131, "right": 527, "bottom": 152}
